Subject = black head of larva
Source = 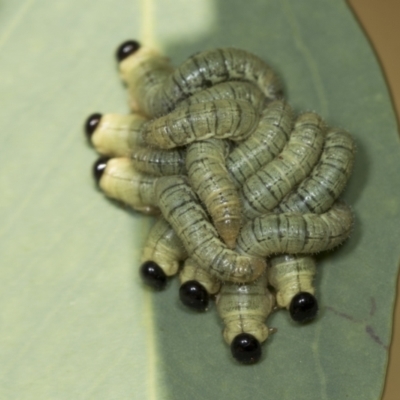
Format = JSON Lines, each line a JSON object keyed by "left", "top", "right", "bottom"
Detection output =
{"left": 92, "top": 156, "right": 109, "bottom": 185}
{"left": 179, "top": 280, "right": 209, "bottom": 311}
{"left": 116, "top": 40, "right": 141, "bottom": 62}
{"left": 289, "top": 292, "right": 319, "bottom": 323}
{"left": 231, "top": 333, "right": 262, "bottom": 365}
{"left": 140, "top": 260, "right": 167, "bottom": 290}
{"left": 84, "top": 113, "right": 102, "bottom": 141}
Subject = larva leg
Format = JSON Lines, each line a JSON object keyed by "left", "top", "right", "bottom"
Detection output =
{"left": 140, "top": 217, "right": 188, "bottom": 290}
{"left": 236, "top": 201, "right": 354, "bottom": 257}
{"left": 155, "top": 176, "right": 266, "bottom": 283}
{"left": 93, "top": 157, "right": 159, "bottom": 215}
{"left": 177, "top": 81, "right": 266, "bottom": 112}
{"left": 143, "top": 99, "right": 259, "bottom": 149}
{"left": 241, "top": 112, "right": 327, "bottom": 218}
{"left": 186, "top": 138, "right": 241, "bottom": 248}
{"left": 268, "top": 255, "right": 318, "bottom": 323}
{"left": 216, "top": 271, "right": 275, "bottom": 364}
{"left": 131, "top": 147, "right": 186, "bottom": 176}
{"left": 117, "top": 42, "right": 282, "bottom": 117}
{"left": 116, "top": 41, "right": 174, "bottom": 117}
{"left": 227, "top": 100, "right": 294, "bottom": 187}
{"left": 179, "top": 257, "right": 221, "bottom": 311}
{"left": 276, "top": 128, "right": 356, "bottom": 214}
{"left": 85, "top": 113, "right": 147, "bottom": 157}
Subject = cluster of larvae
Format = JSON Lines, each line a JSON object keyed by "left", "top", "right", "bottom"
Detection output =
{"left": 84, "top": 40, "right": 355, "bottom": 364}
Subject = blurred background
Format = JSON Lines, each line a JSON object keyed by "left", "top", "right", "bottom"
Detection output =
{"left": 348, "top": 1, "right": 400, "bottom": 399}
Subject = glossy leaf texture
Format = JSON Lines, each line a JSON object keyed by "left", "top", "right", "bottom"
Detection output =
{"left": 0, "top": 1, "right": 399, "bottom": 399}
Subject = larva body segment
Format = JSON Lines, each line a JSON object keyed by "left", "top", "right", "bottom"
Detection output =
{"left": 241, "top": 112, "right": 327, "bottom": 218}
{"left": 179, "top": 257, "right": 221, "bottom": 295}
{"left": 89, "top": 113, "right": 147, "bottom": 157}
{"left": 268, "top": 255, "right": 316, "bottom": 309}
{"left": 276, "top": 128, "right": 356, "bottom": 214}
{"left": 98, "top": 158, "right": 159, "bottom": 215}
{"left": 141, "top": 218, "right": 188, "bottom": 277}
{"left": 118, "top": 46, "right": 174, "bottom": 116}
{"left": 143, "top": 99, "right": 259, "bottom": 149}
{"left": 227, "top": 100, "right": 294, "bottom": 187}
{"left": 186, "top": 138, "right": 242, "bottom": 248}
{"left": 216, "top": 271, "right": 274, "bottom": 347}
{"left": 178, "top": 81, "right": 266, "bottom": 112}
{"left": 131, "top": 146, "right": 186, "bottom": 176}
{"left": 155, "top": 176, "right": 266, "bottom": 283}
{"left": 165, "top": 48, "right": 283, "bottom": 110}
{"left": 236, "top": 201, "right": 353, "bottom": 257}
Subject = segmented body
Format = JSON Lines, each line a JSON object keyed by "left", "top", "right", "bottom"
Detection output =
{"left": 186, "top": 138, "right": 241, "bottom": 248}
{"left": 237, "top": 201, "right": 353, "bottom": 257}
{"left": 143, "top": 99, "right": 259, "bottom": 149}
{"left": 155, "top": 175, "right": 265, "bottom": 283}
{"left": 241, "top": 112, "right": 326, "bottom": 218}
{"left": 216, "top": 271, "right": 275, "bottom": 345}
{"left": 227, "top": 100, "right": 294, "bottom": 187}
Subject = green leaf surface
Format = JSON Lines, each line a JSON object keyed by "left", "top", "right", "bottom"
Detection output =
{"left": 0, "top": 1, "right": 399, "bottom": 399}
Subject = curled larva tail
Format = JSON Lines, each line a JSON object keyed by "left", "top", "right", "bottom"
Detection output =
{"left": 227, "top": 100, "right": 294, "bottom": 187}
{"left": 141, "top": 218, "right": 187, "bottom": 277}
{"left": 216, "top": 271, "right": 275, "bottom": 347}
{"left": 97, "top": 157, "right": 159, "bottom": 215}
{"left": 186, "top": 138, "right": 242, "bottom": 248}
{"left": 155, "top": 176, "right": 265, "bottom": 283}
{"left": 276, "top": 128, "right": 356, "bottom": 214}
{"left": 87, "top": 113, "right": 147, "bottom": 157}
{"left": 143, "top": 99, "right": 259, "bottom": 149}
{"left": 241, "top": 111, "right": 327, "bottom": 218}
{"left": 131, "top": 147, "right": 186, "bottom": 176}
{"left": 236, "top": 201, "right": 354, "bottom": 257}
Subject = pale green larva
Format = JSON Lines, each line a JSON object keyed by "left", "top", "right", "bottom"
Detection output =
{"left": 85, "top": 113, "right": 147, "bottom": 157}
{"left": 275, "top": 128, "right": 356, "bottom": 214}
{"left": 177, "top": 81, "right": 266, "bottom": 113}
{"left": 186, "top": 138, "right": 242, "bottom": 249}
{"left": 267, "top": 255, "right": 318, "bottom": 323}
{"left": 117, "top": 41, "right": 282, "bottom": 117}
{"left": 179, "top": 257, "right": 221, "bottom": 311}
{"left": 241, "top": 111, "right": 327, "bottom": 219}
{"left": 227, "top": 100, "right": 294, "bottom": 187}
{"left": 155, "top": 175, "right": 266, "bottom": 283}
{"left": 94, "top": 157, "right": 159, "bottom": 215}
{"left": 140, "top": 218, "right": 188, "bottom": 290}
{"left": 236, "top": 201, "right": 353, "bottom": 257}
{"left": 131, "top": 146, "right": 186, "bottom": 177}
{"left": 143, "top": 99, "right": 260, "bottom": 149}
{"left": 216, "top": 271, "right": 275, "bottom": 364}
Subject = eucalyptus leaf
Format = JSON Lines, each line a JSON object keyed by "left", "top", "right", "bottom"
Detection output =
{"left": 0, "top": 1, "right": 399, "bottom": 400}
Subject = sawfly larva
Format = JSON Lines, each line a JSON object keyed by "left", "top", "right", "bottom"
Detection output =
{"left": 179, "top": 257, "right": 221, "bottom": 311}
{"left": 117, "top": 41, "right": 282, "bottom": 117}
{"left": 227, "top": 100, "right": 294, "bottom": 187}
{"left": 236, "top": 201, "right": 353, "bottom": 257}
{"left": 186, "top": 138, "right": 241, "bottom": 248}
{"left": 276, "top": 128, "right": 356, "bottom": 214}
{"left": 241, "top": 111, "right": 327, "bottom": 219}
{"left": 131, "top": 146, "right": 186, "bottom": 177}
{"left": 93, "top": 157, "right": 159, "bottom": 215}
{"left": 216, "top": 271, "right": 275, "bottom": 364}
{"left": 155, "top": 175, "right": 266, "bottom": 283}
{"left": 140, "top": 218, "right": 188, "bottom": 290}
{"left": 85, "top": 113, "right": 147, "bottom": 157}
{"left": 268, "top": 255, "right": 318, "bottom": 323}
{"left": 143, "top": 99, "right": 259, "bottom": 149}
{"left": 117, "top": 40, "right": 174, "bottom": 116}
